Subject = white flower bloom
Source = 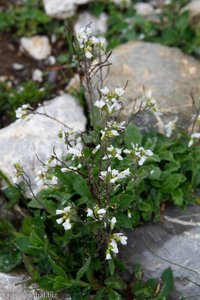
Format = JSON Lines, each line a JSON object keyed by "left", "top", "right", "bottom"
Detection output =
{"left": 85, "top": 51, "right": 93, "bottom": 59}
{"left": 188, "top": 132, "right": 200, "bottom": 147}
{"left": 101, "top": 87, "right": 109, "bottom": 95}
{"left": 115, "top": 87, "right": 124, "bottom": 97}
{"left": 106, "top": 252, "right": 112, "bottom": 260}
{"left": 61, "top": 167, "right": 68, "bottom": 173}
{"left": 110, "top": 240, "right": 119, "bottom": 253}
{"left": 62, "top": 219, "right": 72, "bottom": 231}
{"left": 110, "top": 217, "right": 117, "bottom": 230}
{"left": 64, "top": 206, "right": 71, "bottom": 212}
{"left": 106, "top": 232, "right": 128, "bottom": 260}
{"left": 114, "top": 233, "right": 128, "bottom": 245}
{"left": 86, "top": 208, "right": 94, "bottom": 218}
{"left": 56, "top": 217, "right": 63, "bottom": 225}
{"left": 56, "top": 209, "right": 64, "bottom": 215}
{"left": 68, "top": 146, "right": 82, "bottom": 159}
{"left": 94, "top": 99, "right": 106, "bottom": 109}
{"left": 56, "top": 206, "right": 73, "bottom": 231}
{"left": 15, "top": 104, "right": 32, "bottom": 120}
{"left": 92, "top": 144, "right": 101, "bottom": 154}
{"left": 97, "top": 208, "right": 106, "bottom": 219}
{"left": 128, "top": 211, "right": 132, "bottom": 219}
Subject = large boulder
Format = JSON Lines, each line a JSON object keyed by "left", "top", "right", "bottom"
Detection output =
{"left": 0, "top": 94, "right": 86, "bottom": 194}
{"left": 43, "top": 0, "right": 90, "bottom": 19}
{"left": 92, "top": 41, "right": 200, "bottom": 133}
{"left": 121, "top": 205, "right": 200, "bottom": 299}
{"left": 182, "top": 0, "right": 200, "bottom": 28}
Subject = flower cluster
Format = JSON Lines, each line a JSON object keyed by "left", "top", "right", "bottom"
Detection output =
{"left": 103, "top": 145, "right": 123, "bottom": 161}
{"left": 125, "top": 144, "right": 153, "bottom": 166}
{"left": 76, "top": 26, "right": 106, "bottom": 59}
{"left": 106, "top": 233, "right": 128, "bottom": 260}
{"left": 15, "top": 104, "right": 33, "bottom": 120}
{"left": 141, "top": 90, "right": 161, "bottom": 114}
{"left": 100, "top": 166, "right": 130, "bottom": 184}
{"left": 56, "top": 206, "right": 74, "bottom": 231}
{"left": 94, "top": 86, "right": 124, "bottom": 115}
{"left": 100, "top": 121, "right": 126, "bottom": 141}
{"left": 188, "top": 132, "right": 200, "bottom": 147}
{"left": 58, "top": 128, "right": 83, "bottom": 160}
{"left": 35, "top": 169, "right": 58, "bottom": 187}
{"left": 86, "top": 206, "right": 107, "bottom": 220}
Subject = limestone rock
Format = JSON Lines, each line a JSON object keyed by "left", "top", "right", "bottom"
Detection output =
{"left": 92, "top": 41, "right": 200, "bottom": 133}
{"left": 43, "top": 0, "right": 90, "bottom": 19}
{"left": 20, "top": 36, "right": 51, "bottom": 60}
{"left": 121, "top": 205, "right": 200, "bottom": 299}
{"left": 182, "top": 0, "right": 200, "bottom": 28}
{"left": 74, "top": 11, "right": 108, "bottom": 36}
{"left": 0, "top": 94, "right": 86, "bottom": 194}
{"left": 0, "top": 271, "right": 69, "bottom": 299}
{"left": 134, "top": 2, "right": 154, "bottom": 16}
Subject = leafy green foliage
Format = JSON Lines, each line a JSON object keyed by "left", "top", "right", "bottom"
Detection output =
{"left": 0, "top": 0, "right": 69, "bottom": 37}
{"left": 0, "top": 81, "right": 53, "bottom": 127}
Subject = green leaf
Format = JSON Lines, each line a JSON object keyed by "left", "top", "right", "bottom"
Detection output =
{"left": 157, "top": 150, "right": 174, "bottom": 161}
{"left": 76, "top": 256, "right": 91, "bottom": 281}
{"left": 67, "top": 173, "right": 92, "bottom": 200}
{"left": 161, "top": 174, "right": 186, "bottom": 193}
{"left": 108, "top": 259, "right": 115, "bottom": 276}
{"left": 154, "top": 268, "right": 174, "bottom": 299}
{"left": 116, "top": 212, "right": 133, "bottom": 229}
{"left": 53, "top": 276, "right": 73, "bottom": 291}
{"left": 105, "top": 276, "right": 127, "bottom": 290}
{"left": 93, "top": 289, "right": 106, "bottom": 300}
{"left": 22, "top": 255, "right": 39, "bottom": 280}
{"left": 4, "top": 186, "right": 22, "bottom": 207}
{"left": 29, "top": 231, "right": 43, "bottom": 246}
{"left": 108, "top": 289, "right": 122, "bottom": 300}
{"left": 14, "top": 235, "right": 42, "bottom": 255}
{"left": 171, "top": 188, "right": 183, "bottom": 206}
{"left": 124, "top": 124, "right": 142, "bottom": 147}
{"left": 110, "top": 194, "right": 134, "bottom": 209}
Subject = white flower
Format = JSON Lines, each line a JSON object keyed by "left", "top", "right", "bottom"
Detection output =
{"left": 188, "top": 132, "right": 200, "bottom": 147}
{"left": 110, "top": 217, "right": 117, "bottom": 230}
{"left": 86, "top": 208, "right": 94, "bottom": 218}
{"left": 56, "top": 217, "right": 63, "bottom": 225}
{"left": 15, "top": 104, "right": 32, "bottom": 120}
{"left": 62, "top": 219, "right": 72, "bottom": 231}
{"left": 114, "top": 233, "right": 128, "bottom": 245}
{"left": 56, "top": 206, "right": 73, "bottom": 231}
{"left": 128, "top": 211, "right": 132, "bottom": 219}
{"left": 85, "top": 51, "right": 93, "bottom": 59}
{"left": 106, "top": 252, "right": 112, "bottom": 260}
{"left": 106, "top": 232, "right": 128, "bottom": 260}
{"left": 101, "top": 87, "right": 109, "bottom": 95}
{"left": 92, "top": 144, "right": 101, "bottom": 154}
{"left": 165, "top": 119, "right": 177, "bottom": 137}
{"left": 68, "top": 146, "right": 82, "bottom": 159}
{"left": 115, "top": 87, "right": 124, "bottom": 97}
{"left": 97, "top": 208, "right": 106, "bottom": 219}
{"left": 110, "top": 240, "right": 119, "bottom": 253}
{"left": 94, "top": 99, "right": 106, "bottom": 109}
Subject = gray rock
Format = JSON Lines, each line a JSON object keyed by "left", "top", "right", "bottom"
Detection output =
{"left": 0, "top": 94, "right": 86, "bottom": 195}
{"left": 0, "top": 271, "right": 69, "bottom": 299}
{"left": 134, "top": 2, "right": 154, "bottom": 16}
{"left": 74, "top": 11, "right": 108, "bottom": 36}
{"left": 20, "top": 36, "right": 51, "bottom": 60}
{"left": 121, "top": 205, "right": 200, "bottom": 299}
{"left": 43, "top": 0, "right": 90, "bottom": 19}
{"left": 92, "top": 41, "right": 200, "bottom": 133}
{"left": 182, "top": 0, "right": 200, "bottom": 28}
